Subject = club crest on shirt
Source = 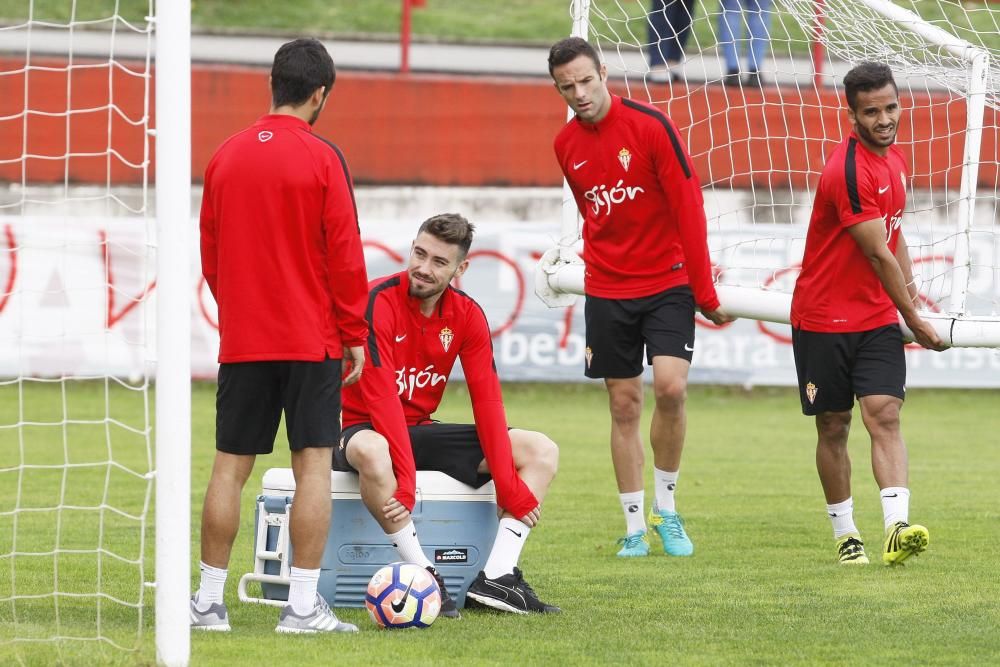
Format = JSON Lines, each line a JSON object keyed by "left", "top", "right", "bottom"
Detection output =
{"left": 438, "top": 327, "right": 454, "bottom": 352}
{"left": 258, "top": 131, "right": 273, "bottom": 143}
{"left": 585, "top": 346, "right": 593, "bottom": 368}
{"left": 805, "top": 381, "right": 818, "bottom": 404}
{"left": 617, "top": 147, "right": 632, "bottom": 172}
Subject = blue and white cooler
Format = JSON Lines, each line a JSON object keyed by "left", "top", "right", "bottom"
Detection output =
{"left": 238, "top": 469, "right": 498, "bottom": 608}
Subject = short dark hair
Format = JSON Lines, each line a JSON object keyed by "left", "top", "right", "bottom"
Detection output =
{"left": 547, "top": 37, "right": 601, "bottom": 77}
{"left": 417, "top": 213, "right": 475, "bottom": 259}
{"left": 270, "top": 38, "right": 335, "bottom": 108}
{"left": 843, "top": 62, "right": 897, "bottom": 110}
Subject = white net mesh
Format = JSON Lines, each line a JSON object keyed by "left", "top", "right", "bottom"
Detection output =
{"left": 0, "top": 0, "right": 155, "bottom": 656}
{"left": 568, "top": 0, "right": 1000, "bottom": 340}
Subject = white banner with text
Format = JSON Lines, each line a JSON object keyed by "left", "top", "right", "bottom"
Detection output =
{"left": 1, "top": 216, "right": 997, "bottom": 387}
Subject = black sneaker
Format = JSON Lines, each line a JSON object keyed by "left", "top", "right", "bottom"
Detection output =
{"left": 723, "top": 71, "right": 741, "bottom": 87}
{"left": 426, "top": 566, "right": 460, "bottom": 619}
{"left": 465, "top": 568, "right": 560, "bottom": 614}
{"left": 744, "top": 71, "right": 764, "bottom": 88}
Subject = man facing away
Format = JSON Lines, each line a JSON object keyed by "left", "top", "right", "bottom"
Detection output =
{"left": 790, "top": 61, "right": 947, "bottom": 566}
{"left": 548, "top": 37, "right": 733, "bottom": 559}
{"left": 338, "top": 213, "right": 561, "bottom": 614}
{"left": 192, "top": 38, "right": 369, "bottom": 633}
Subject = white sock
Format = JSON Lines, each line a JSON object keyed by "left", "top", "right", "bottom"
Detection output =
{"left": 196, "top": 561, "right": 227, "bottom": 608}
{"left": 653, "top": 468, "right": 679, "bottom": 513}
{"left": 826, "top": 498, "right": 859, "bottom": 539}
{"left": 288, "top": 566, "right": 320, "bottom": 615}
{"left": 619, "top": 491, "right": 645, "bottom": 535}
{"left": 483, "top": 518, "right": 531, "bottom": 580}
{"left": 387, "top": 521, "right": 432, "bottom": 568}
{"left": 880, "top": 487, "right": 910, "bottom": 531}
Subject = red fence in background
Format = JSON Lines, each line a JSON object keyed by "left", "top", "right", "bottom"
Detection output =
{"left": 1, "top": 56, "right": 997, "bottom": 190}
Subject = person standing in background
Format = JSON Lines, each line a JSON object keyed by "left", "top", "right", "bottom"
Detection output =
{"left": 718, "top": 0, "right": 773, "bottom": 88}
{"left": 647, "top": 0, "right": 698, "bottom": 84}
{"left": 549, "top": 37, "right": 733, "bottom": 560}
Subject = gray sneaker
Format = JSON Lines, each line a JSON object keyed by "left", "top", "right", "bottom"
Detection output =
{"left": 190, "top": 593, "right": 231, "bottom": 632}
{"left": 275, "top": 594, "right": 358, "bottom": 634}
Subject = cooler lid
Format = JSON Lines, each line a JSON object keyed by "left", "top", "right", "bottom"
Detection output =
{"left": 260, "top": 468, "right": 496, "bottom": 501}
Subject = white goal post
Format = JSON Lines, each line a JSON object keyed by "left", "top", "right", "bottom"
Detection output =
{"left": 537, "top": 0, "right": 1000, "bottom": 348}
{"left": 0, "top": 1, "right": 191, "bottom": 665}
{"left": 154, "top": 3, "right": 192, "bottom": 666}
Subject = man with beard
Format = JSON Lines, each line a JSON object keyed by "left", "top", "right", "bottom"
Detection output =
{"left": 193, "top": 38, "right": 367, "bottom": 634}
{"left": 790, "top": 61, "right": 947, "bottom": 567}
{"left": 338, "top": 213, "right": 561, "bottom": 615}
{"left": 548, "top": 36, "right": 732, "bottom": 560}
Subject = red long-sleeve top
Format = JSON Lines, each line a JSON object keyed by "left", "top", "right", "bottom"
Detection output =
{"left": 554, "top": 94, "right": 720, "bottom": 309}
{"left": 341, "top": 272, "right": 538, "bottom": 516}
{"left": 200, "top": 114, "right": 369, "bottom": 362}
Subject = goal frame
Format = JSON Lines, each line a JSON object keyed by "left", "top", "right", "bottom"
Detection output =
{"left": 537, "top": 0, "right": 999, "bottom": 348}
{"left": 153, "top": 1, "right": 191, "bottom": 666}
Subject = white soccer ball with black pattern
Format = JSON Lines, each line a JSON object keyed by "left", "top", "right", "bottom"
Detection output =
{"left": 365, "top": 561, "right": 441, "bottom": 629}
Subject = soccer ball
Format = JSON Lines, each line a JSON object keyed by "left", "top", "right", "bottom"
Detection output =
{"left": 365, "top": 562, "right": 441, "bottom": 629}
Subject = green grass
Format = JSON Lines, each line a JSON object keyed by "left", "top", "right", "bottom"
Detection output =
{"left": 1, "top": 380, "right": 999, "bottom": 665}
{"left": 0, "top": 0, "right": 997, "bottom": 53}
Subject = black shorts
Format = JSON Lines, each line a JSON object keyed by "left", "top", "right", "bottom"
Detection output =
{"left": 792, "top": 324, "right": 906, "bottom": 416}
{"left": 335, "top": 422, "right": 492, "bottom": 489}
{"left": 584, "top": 285, "right": 695, "bottom": 379}
{"left": 215, "top": 358, "right": 342, "bottom": 454}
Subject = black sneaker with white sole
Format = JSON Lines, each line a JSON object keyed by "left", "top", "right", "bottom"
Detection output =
{"left": 465, "top": 568, "right": 560, "bottom": 614}
{"left": 426, "top": 566, "right": 460, "bottom": 618}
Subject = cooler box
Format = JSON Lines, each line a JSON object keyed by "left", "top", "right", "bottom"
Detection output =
{"left": 238, "top": 469, "right": 498, "bottom": 609}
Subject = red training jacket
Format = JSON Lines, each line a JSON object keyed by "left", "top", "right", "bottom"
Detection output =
{"left": 200, "top": 114, "right": 369, "bottom": 362}
{"left": 554, "top": 94, "right": 720, "bottom": 309}
{"left": 341, "top": 271, "right": 539, "bottom": 517}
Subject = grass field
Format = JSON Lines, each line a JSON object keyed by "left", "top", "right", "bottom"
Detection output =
{"left": 1, "top": 0, "right": 998, "bottom": 53}
{"left": 1, "top": 380, "right": 999, "bottom": 665}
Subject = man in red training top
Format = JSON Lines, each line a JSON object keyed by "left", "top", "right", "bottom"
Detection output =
{"left": 194, "top": 38, "right": 367, "bottom": 634}
{"left": 338, "top": 213, "right": 560, "bottom": 615}
{"left": 790, "top": 61, "right": 946, "bottom": 567}
{"left": 548, "top": 36, "right": 732, "bottom": 559}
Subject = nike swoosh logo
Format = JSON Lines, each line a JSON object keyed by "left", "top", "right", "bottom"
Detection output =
{"left": 684, "top": 343, "right": 695, "bottom": 352}
{"left": 573, "top": 160, "right": 587, "bottom": 170}
{"left": 390, "top": 575, "right": 416, "bottom": 613}
{"left": 505, "top": 526, "right": 523, "bottom": 538}
{"left": 878, "top": 185, "right": 890, "bottom": 194}
{"left": 882, "top": 493, "right": 899, "bottom": 498}
{"left": 395, "top": 334, "right": 406, "bottom": 342}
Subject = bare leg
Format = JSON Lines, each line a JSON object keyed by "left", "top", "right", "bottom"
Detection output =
{"left": 479, "top": 429, "right": 559, "bottom": 518}
{"left": 815, "top": 410, "right": 853, "bottom": 504}
{"left": 345, "top": 430, "right": 401, "bottom": 533}
{"left": 648, "top": 356, "right": 689, "bottom": 472}
{"left": 859, "top": 395, "right": 907, "bottom": 488}
{"left": 288, "top": 446, "right": 333, "bottom": 569}
{"left": 200, "top": 451, "right": 256, "bottom": 568}
{"left": 604, "top": 376, "right": 645, "bottom": 493}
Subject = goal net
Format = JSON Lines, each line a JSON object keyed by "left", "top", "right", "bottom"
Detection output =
{"left": 0, "top": 2, "right": 190, "bottom": 664}
{"left": 539, "top": 0, "right": 1000, "bottom": 348}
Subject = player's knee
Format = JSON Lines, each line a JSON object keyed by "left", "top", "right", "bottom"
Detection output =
{"left": 348, "top": 436, "right": 392, "bottom": 478}
{"left": 607, "top": 389, "right": 643, "bottom": 422}
{"left": 816, "top": 412, "right": 851, "bottom": 446}
{"left": 530, "top": 433, "right": 560, "bottom": 478}
{"left": 652, "top": 378, "right": 686, "bottom": 411}
{"left": 862, "top": 401, "right": 901, "bottom": 436}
